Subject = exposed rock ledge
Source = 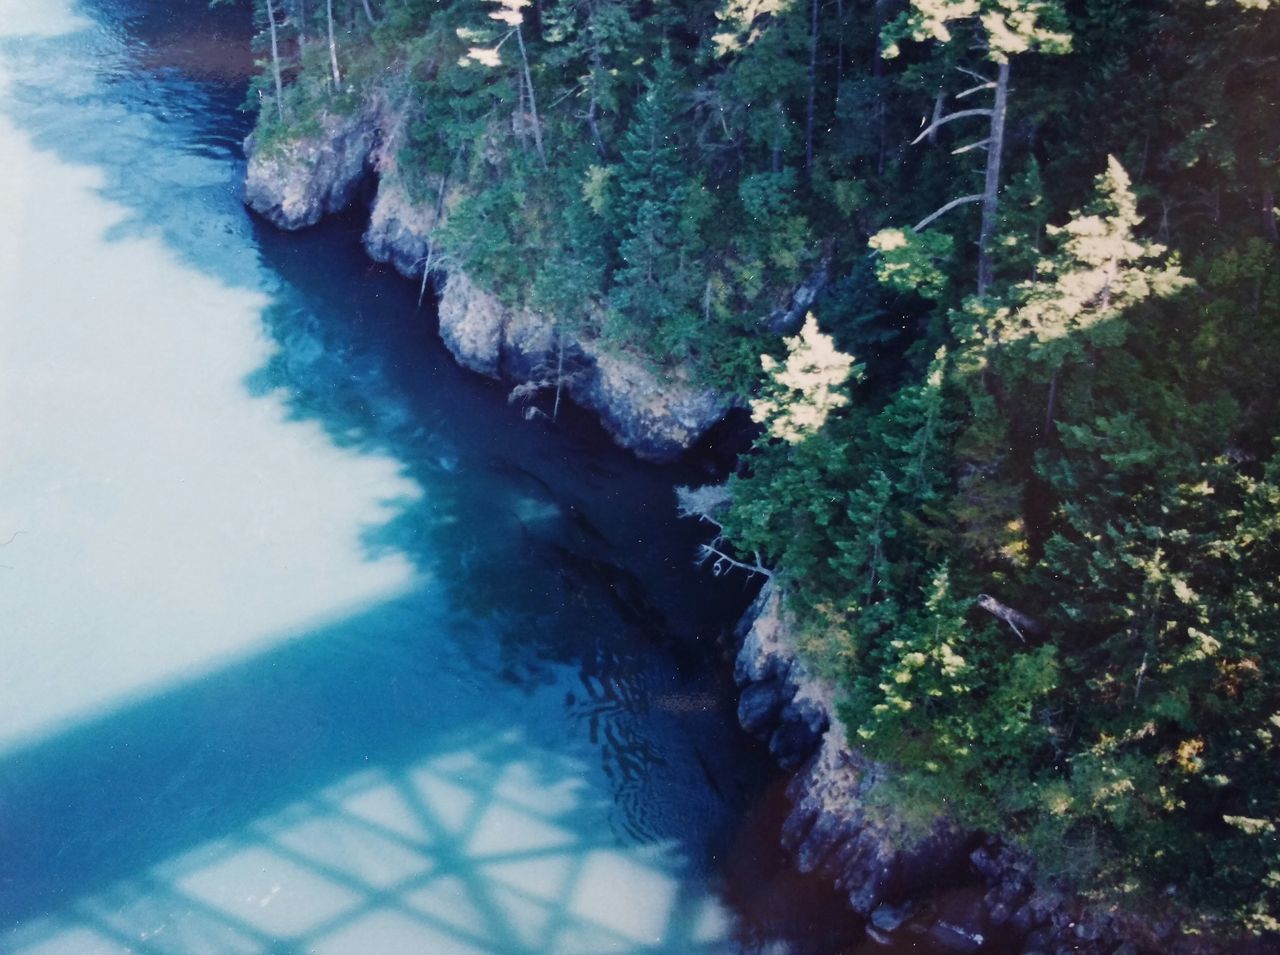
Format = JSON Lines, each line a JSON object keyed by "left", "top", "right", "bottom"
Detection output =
{"left": 244, "top": 105, "right": 381, "bottom": 231}
{"left": 242, "top": 107, "right": 726, "bottom": 462}
{"left": 732, "top": 584, "right": 1246, "bottom": 955}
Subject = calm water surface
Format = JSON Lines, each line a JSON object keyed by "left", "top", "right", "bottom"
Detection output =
{"left": 0, "top": 1, "right": 869, "bottom": 952}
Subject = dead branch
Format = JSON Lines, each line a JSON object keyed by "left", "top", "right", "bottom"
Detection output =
{"left": 913, "top": 193, "right": 983, "bottom": 232}
{"left": 697, "top": 541, "right": 773, "bottom": 580}
{"left": 976, "top": 594, "right": 1044, "bottom": 642}
{"left": 956, "top": 81, "right": 997, "bottom": 99}
{"left": 677, "top": 484, "right": 772, "bottom": 580}
{"left": 911, "top": 108, "right": 994, "bottom": 145}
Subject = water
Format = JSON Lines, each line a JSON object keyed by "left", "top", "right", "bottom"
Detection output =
{"left": 0, "top": 2, "right": 865, "bottom": 952}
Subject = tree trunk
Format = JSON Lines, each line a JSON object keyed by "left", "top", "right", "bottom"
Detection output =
{"left": 359, "top": 0, "right": 376, "bottom": 26}
{"left": 834, "top": 0, "right": 844, "bottom": 106}
{"left": 872, "top": 13, "right": 885, "bottom": 176}
{"left": 265, "top": 0, "right": 286, "bottom": 123}
{"left": 1043, "top": 367, "right": 1058, "bottom": 437}
{"left": 927, "top": 88, "right": 944, "bottom": 145}
{"left": 552, "top": 335, "right": 565, "bottom": 422}
{"left": 326, "top": 0, "right": 342, "bottom": 88}
{"left": 418, "top": 165, "right": 454, "bottom": 307}
{"left": 804, "top": 0, "right": 818, "bottom": 180}
{"left": 976, "top": 594, "right": 1043, "bottom": 641}
{"left": 586, "top": 42, "right": 609, "bottom": 159}
{"left": 976, "top": 59, "right": 1009, "bottom": 296}
{"left": 514, "top": 26, "right": 546, "bottom": 167}
{"left": 295, "top": 0, "right": 307, "bottom": 56}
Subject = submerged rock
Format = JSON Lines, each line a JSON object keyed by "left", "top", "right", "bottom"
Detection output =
{"left": 870, "top": 902, "right": 911, "bottom": 933}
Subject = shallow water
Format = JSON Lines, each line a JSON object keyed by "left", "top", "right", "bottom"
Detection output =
{"left": 0, "top": 2, "right": 867, "bottom": 952}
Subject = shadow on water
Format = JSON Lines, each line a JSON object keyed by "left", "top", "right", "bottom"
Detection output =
{"left": 0, "top": 589, "right": 737, "bottom": 952}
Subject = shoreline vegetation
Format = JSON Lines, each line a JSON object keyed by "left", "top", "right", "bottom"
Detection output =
{"left": 226, "top": 0, "right": 1280, "bottom": 947}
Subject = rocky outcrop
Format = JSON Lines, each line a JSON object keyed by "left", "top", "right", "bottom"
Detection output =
{"left": 434, "top": 268, "right": 553, "bottom": 379}
{"left": 732, "top": 585, "right": 1261, "bottom": 955}
{"left": 570, "top": 343, "right": 729, "bottom": 463}
{"left": 362, "top": 122, "right": 444, "bottom": 280}
{"left": 433, "top": 269, "right": 728, "bottom": 461}
{"left": 733, "top": 585, "right": 970, "bottom": 920}
{"left": 244, "top": 105, "right": 381, "bottom": 230}
{"left": 767, "top": 255, "right": 831, "bottom": 335}
{"left": 243, "top": 110, "right": 728, "bottom": 462}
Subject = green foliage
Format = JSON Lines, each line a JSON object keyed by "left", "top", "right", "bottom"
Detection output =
{"left": 998, "top": 157, "right": 1192, "bottom": 368}
{"left": 729, "top": 141, "right": 1280, "bottom": 938}
{"left": 869, "top": 228, "right": 955, "bottom": 301}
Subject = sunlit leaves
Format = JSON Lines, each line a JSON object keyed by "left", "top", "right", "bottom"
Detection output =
{"left": 751, "top": 314, "right": 860, "bottom": 443}
{"left": 881, "top": 0, "right": 1071, "bottom": 61}
{"left": 869, "top": 228, "right": 954, "bottom": 300}
{"left": 711, "top": 0, "right": 796, "bottom": 54}
{"left": 1000, "top": 157, "right": 1192, "bottom": 363}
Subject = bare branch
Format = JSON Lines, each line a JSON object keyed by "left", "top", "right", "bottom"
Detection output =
{"left": 955, "top": 81, "right": 996, "bottom": 99}
{"left": 1134, "top": 651, "right": 1149, "bottom": 703}
{"left": 676, "top": 484, "right": 772, "bottom": 579}
{"left": 913, "top": 193, "right": 983, "bottom": 232}
{"left": 955, "top": 65, "right": 992, "bottom": 84}
{"left": 697, "top": 542, "right": 773, "bottom": 580}
{"left": 911, "top": 108, "right": 994, "bottom": 145}
{"left": 952, "top": 138, "right": 991, "bottom": 155}
{"left": 676, "top": 484, "right": 733, "bottom": 524}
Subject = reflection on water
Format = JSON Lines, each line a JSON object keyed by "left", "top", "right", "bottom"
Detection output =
{"left": 0, "top": 1, "right": 865, "bottom": 952}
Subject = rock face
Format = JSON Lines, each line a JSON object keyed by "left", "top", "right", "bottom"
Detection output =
{"left": 362, "top": 127, "right": 440, "bottom": 280}
{"left": 570, "top": 343, "right": 728, "bottom": 463}
{"left": 434, "top": 268, "right": 557, "bottom": 381}
{"left": 243, "top": 111, "right": 728, "bottom": 462}
{"left": 733, "top": 585, "right": 970, "bottom": 917}
{"left": 433, "top": 268, "right": 728, "bottom": 462}
{"left": 244, "top": 106, "right": 381, "bottom": 230}
{"left": 733, "top": 585, "right": 1266, "bottom": 955}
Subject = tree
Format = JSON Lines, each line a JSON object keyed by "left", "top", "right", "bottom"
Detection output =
{"left": 608, "top": 53, "right": 707, "bottom": 346}
{"left": 542, "top": 0, "right": 641, "bottom": 158}
{"left": 460, "top": 0, "right": 547, "bottom": 166}
{"left": 751, "top": 313, "right": 859, "bottom": 443}
{"left": 997, "top": 156, "right": 1191, "bottom": 426}
{"left": 880, "top": 0, "right": 1071, "bottom": 293}
{"left": 214, "top": 0, "right": 287, "bottom": 122}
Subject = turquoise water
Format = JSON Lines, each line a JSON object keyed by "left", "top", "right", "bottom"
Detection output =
{"left": 0, "top": 2, "right": 862, "bottom": 952}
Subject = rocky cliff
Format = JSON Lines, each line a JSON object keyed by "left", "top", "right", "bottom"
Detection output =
{"left": 241, "top": 107, "right": 727, "bottom": 462}
{"left": 243, "top": 105, "right": 381, "bottom": 231}
{"left": 732, "top": 584, "right": 1253, "bottom": 955}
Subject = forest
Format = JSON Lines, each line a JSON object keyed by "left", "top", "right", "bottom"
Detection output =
{"left": 230, "top": 0, "right": 1280, "bottom": 937}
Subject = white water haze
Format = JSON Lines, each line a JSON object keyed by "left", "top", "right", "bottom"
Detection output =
{"left": 0, "top": 8, "right": 419, "bottom": 755}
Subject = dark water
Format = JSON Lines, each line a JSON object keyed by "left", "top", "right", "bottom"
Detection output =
{"left": 0, "top": 1, "right": 871, "bottom": 952}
